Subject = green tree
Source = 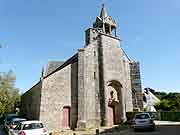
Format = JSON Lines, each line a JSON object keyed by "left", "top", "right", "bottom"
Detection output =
{"left": 145, "top": 88, "right": 180, "bottom": 111}
{"left": 154, "top": 93, "right": 180, "bottom": 111}
{"left": 0, "top": 71, "right": 21, "bottom": 117}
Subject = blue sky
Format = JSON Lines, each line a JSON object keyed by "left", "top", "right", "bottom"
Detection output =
{"left": 0, "top": 0, "right": 180, "bottom": 93}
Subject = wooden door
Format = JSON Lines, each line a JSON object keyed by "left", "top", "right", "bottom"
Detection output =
{"left": 107, "top": 106, "right": 114, "bottom": 126}
{"left": 63, "top": 106, "right": 70, "bottom": 128}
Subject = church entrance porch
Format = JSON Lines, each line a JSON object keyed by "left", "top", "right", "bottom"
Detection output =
{"left": 106, "top": 80, "right": 123, "bottom": 126}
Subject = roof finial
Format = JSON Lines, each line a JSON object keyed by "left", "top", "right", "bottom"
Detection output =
{"left": 100, "top": 4, "right": 108, "bottom": 20}
{"left": 102, "top": 3, "right": 105, "bottom": 8}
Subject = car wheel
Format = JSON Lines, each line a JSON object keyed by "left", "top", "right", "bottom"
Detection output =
{"left": 134, "top": 128, "right": 138, "bottom": 132}
{"left": 150, "top": 126, "right": 155, "bottom": 131}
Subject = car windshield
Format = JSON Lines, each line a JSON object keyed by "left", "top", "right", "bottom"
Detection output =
{"left": 23, "top": 123, "right": 44, "bottom": 130}
{"left": 13, "top": 120, "right": 26, "bottom": 125}
{"left": 135, "top": 114, "right": 150, "bottom": 119}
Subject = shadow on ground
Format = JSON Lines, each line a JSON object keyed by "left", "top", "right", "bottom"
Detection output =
{"left": 97, "top": 125, "right": 130, "bottom": 135}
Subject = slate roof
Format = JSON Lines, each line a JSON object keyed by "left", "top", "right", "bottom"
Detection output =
{"left": 44, "top": 61, "right": 64, "bottom": 77}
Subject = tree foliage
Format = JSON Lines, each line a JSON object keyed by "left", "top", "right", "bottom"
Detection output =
{"left": 153, "top": 90, "right": 180, "bottom": 111}
{"left": 145, "top": 87, "right": 180, "bottom": 111}
{"left": 0, "top": 71, "right": 21, "bottom": 117}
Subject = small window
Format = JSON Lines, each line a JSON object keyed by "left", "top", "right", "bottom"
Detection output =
{"left": 94, "top": 51, "right": 96, "bottom": 56}
{"left": 94, "top": 72, "right": 96, "bottom": 79}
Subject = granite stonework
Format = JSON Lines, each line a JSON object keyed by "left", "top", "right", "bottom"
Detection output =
{"left": 21, "top": 6, "right": 143, "bottom": 131}
{"left": 130, "top": 62, "right": 144, "bottom": 111}
{"left": 40, "top": 65, "right": 71, "bottom": 131}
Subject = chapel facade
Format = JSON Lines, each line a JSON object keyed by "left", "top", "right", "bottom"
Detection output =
{"left": 21, "top": 5, "right": 143, "bottom": 130}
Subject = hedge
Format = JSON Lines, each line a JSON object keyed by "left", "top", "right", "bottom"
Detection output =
{"left": 126, "top": 111, "right": 180, "bottom": 122}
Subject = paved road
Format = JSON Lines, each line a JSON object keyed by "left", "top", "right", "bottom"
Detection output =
{"left": 100, "top": 126, "right": 180, "bottom": 135}
{"left": 0, "top": 126, "right": 180, "bottom": 135}
{"left": 118, "top": 126, "right": 180, "bottom": 135}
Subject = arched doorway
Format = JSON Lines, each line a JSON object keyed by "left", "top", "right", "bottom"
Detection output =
{"left": 106, "top": 80, "right": 123, "bottom": 126}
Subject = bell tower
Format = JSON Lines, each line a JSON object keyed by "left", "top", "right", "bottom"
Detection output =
{"left": 85, "top": 4, "right": 118, "bottom": 45}
{"left": 93, "top": 4, "right": 117, "bottom": 36}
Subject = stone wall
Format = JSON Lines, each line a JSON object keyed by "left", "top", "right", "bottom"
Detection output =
{"left": 77, "top": 37, "right": 101, "bottom": 128}
{"left": 130, "top": 62, "right": 143, "bottom": 111}
{"left": 21, "top": 81, "right": 42, "bottom": 120}
{"left": 77, "top": 32, "right": 134, "bottom": 128}
{"left": 40, "top": 64, "right": 72, "bottom": 131}
{"left": 99, "top": 34, "right": 133, "bottom": 123}
{"left": 122, "top": 54, "right": 134, "bottom": 112}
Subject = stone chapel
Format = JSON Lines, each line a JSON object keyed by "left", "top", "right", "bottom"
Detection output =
{"left": 21, "top": 5, "right": 143, "bottom": 130}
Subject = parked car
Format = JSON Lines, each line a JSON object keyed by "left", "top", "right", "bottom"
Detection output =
{"left": 133, "top": 113, "right": 155, "bottom": 131}
{"left": 7, "top": 118, "right": 27, "bottom": 135}
{"left": 10, "top": 120, "right": 48, "bottom": 135}
{"left": 4, "top": 114, "right": 19, "bottom": 131}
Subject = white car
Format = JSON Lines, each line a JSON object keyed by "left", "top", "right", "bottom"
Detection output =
{"left": 9, "top": 120, "right": 48, "bottom": 135}
{"left": 133, "top": 113, "right": 155, "bottom": 131}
